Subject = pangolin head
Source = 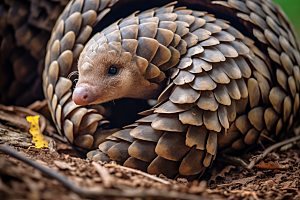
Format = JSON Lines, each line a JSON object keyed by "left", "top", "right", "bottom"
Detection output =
{"left": 72, "top": 31, "right": 163, "bottom": 105}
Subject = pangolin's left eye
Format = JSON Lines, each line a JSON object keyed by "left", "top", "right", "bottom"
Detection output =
{"left": 108, "top": 66, "right": 118, "bottom": 75}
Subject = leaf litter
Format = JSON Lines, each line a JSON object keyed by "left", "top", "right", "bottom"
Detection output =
{"left": 0, "top": 103, "right": 300, "bottom": 200}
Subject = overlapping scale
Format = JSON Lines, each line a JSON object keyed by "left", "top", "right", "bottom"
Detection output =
{"left": 197, "top": 91, "right": 219, "bottom": 111}
{"left": 179, "top": 106, "right": 203, "bottom": 126}
{"left": 154, "top": 100, "right": 194, "bottom": 113}
{"left": 130, "top": 125, "right": 164, "bottom": 142}
{"left": 179, "top": 147, "right": 206, "bottom": 175}
{"left": 189, "top": 72, "right": 217, "bottom": 90}
{"left": 128, "top": 140, "right": 157, "bottom": 162}
{"left": 156, "top": 131, "right": 191, "bottom": 161}
{"left": 40, "top": 0, "right": 300, "bottom": 181}
{"left": 170, "top": 84, "right": 201, "bottom": 104}
{"left": 152, "top": 113, "right": 189, "bottom": 132}
{"left": 41, "top": 0, "right": 119, "bottom": 151}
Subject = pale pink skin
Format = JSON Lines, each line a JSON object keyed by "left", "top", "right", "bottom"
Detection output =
{"left": 73, "top": 84, "right": 98, "bottom": 105}
{"left": 72, "top": 41, "right": 164, "bottom": 106}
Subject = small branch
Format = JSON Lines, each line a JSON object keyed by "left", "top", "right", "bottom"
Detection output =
{"left": 0, "top": 144, "right": 208, "bottom": 200}
{"left": 92, "top": 162, "right": 113, "bottom": 188}
{"left": 218, "top": 154, "right": 249, "bottom": 168}
{"left": 105, "top": 164, "right": 171, "bottom": 185}
{"left": 260, "top": 134, "right": 276, "bottom": 143}
{"left": 258, "top": 140, "right": 266, "bottom": 150}
{"left": 247, "top": 135, "right": 300, "bottom": 169}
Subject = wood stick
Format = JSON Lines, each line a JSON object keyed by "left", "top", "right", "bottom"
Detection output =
{"left": 105, "top": 163, "right": 171, "bottom": 185}
{"left": 247, "top": 135, "right": 300, "bottom": 169}
{"left": 0, "top": 144, "right": 207, "bottom": 200}
{"left": 92, "top": 162, "right": 113, "bottom": 188}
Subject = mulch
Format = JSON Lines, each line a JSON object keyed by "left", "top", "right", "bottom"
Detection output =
{"left": 0, "top": 103, "right": 300, "bottom": 200}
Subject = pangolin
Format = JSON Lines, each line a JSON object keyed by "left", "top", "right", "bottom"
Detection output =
{"left": 42, "top": 0, "right": 300, "bottom": 180}
{"left": 0, "top": 0, "right": 69, "bottom": 106}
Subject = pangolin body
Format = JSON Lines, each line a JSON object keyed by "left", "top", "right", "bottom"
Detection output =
{"left": 42, "top": 0, "right": 300, "bottom": 179}
{"left": 0, "top": 0, "right": 69, "bottom": 106}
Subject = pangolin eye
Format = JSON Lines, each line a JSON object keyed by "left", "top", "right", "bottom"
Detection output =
{"left": 108, "top": 66, "right": 118, "bottom": 75}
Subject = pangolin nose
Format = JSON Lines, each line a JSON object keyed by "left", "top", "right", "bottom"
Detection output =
{"left": 72, "top": 87, "right": 93, "bottom": 105}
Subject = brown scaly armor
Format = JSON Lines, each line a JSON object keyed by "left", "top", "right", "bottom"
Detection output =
{"left": 0, "top": 0, "right": 69, "bottom": 106}
{"left": 2, "top": 0, "right": 300, "bottom": 180}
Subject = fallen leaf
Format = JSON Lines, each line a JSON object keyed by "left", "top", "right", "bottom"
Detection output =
{"left": 273, "top": 169, "right": 282, "bottom": 173}
{"left": 54, "top": 160, "right": 76, "bottom": 170}
{"left": 281, "top": 181, "right": 293, "bottom": 188}
{"left": 254, "top": 161, "right": 289, "bottom": 170}
{"left": 290, "top": 180, "right": 298, "bottom": 188}
{"left": 26, "top": 115, "right": 49, "bottom": 149}
{"left": 274, "top": 173, "right": 283, "bottom": 180}
{"left": 231, "top": 176, "right": 256, "bottom": 185}
{"left": 281, "top": 188, "right": 298, "bottom": 192}
{"left": 209, "top": 165, "right": 236, "bottom": 183}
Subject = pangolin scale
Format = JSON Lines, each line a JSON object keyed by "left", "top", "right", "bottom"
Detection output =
{"left": 0, "top": 0, "right": 69, "bottom": 106}
{"left": 2, "top": 0, "right": 300, "bottom": 180}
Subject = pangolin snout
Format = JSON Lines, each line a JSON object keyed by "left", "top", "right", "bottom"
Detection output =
{"left": 72, "top": 87, "right": 94, "bottom": 105}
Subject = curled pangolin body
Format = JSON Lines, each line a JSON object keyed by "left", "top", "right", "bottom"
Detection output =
{"left": 0, "top": 0, "right": 68, "bottom": 106}
{"left": 42, "top": 0, "right": 300, "bottom": 179}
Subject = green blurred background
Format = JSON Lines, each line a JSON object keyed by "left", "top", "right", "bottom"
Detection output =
{"left": 272, "top": 0, "right": 300, "bottom": 40}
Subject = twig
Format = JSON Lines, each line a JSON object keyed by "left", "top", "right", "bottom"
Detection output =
{"left": 247, "top": 135, "right": 300, "bottom": 169}
{"left": 218, "top": 154, "right": 249, "bottom": 168}
{"left": 0, "top": 144, "right": 208, "bottom": 200}
{"left": 92, "top": 162, "right": 113, "bottom": 188}
{"left": 258, "top": 140, "right": 266, "bottom": 150}
{"left": 230, "top": 190, "right": 259, "bottom": 200}
{"left": 217, "top": 184, "right": 231, "bottom": 187}
{"left": 260, "top": 134, "right": 276, "bottom": 143}
{"left": 105, "top": 163, "right": 171, "bottom": 185}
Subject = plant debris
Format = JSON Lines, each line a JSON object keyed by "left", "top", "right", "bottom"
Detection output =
{"left": 0, "top": 104, "right": 300, "bottom": 200}
{"left": 27, "top": 115, "right": 49, "bottom": 149}
{"left": 254, "top": 161, "right": 290, "bottom": 170}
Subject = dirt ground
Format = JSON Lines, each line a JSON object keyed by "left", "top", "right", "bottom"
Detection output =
{"left": 0, "top": 104, "right": 300, "bottom": 200}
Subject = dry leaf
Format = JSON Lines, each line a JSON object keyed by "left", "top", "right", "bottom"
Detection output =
{"left": 26, "top": 115, "right": 49, "bottom": 149}
{"left": 54, "top": 160, "right": 76, "bottom": 170}
{"left": 281, "top": 181, "right": 293, "bottom": 188}
{"left": 272, "top": 169, "right": 282, "bottom": 173}
{"left": 231, "top": 176, "right": 256, "bottom": 185}
{"left": 281, "top": 188, "right": 299, "bottom": 192}
{"left": 209, "top": 165, "right": 236, "bottom": 183}
{"left": 254, "top": 161, "right": 289, "bottom": 170}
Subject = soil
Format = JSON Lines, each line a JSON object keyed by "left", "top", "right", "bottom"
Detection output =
{"left": 0, "top": 103, "right": 300, "bottom": 200}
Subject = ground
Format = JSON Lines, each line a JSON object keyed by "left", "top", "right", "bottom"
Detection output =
{"left": 0, "top": 103, "right": 300, "bottom": 200}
